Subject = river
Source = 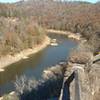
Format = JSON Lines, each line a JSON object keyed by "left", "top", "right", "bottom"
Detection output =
{"left": 0, "top": 34, "right": 77, "bottom": 96}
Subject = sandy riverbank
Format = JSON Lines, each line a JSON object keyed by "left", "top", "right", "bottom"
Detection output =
{"left": 0, "top": 36, "right": 50, "bottom": 71}
{"left": 46, "top": 29, "right": 81, "bottom": 40}
{"left": 0, "top": 29, "right": 80, "bottom": 71}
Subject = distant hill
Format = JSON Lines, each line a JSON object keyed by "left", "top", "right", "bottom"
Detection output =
{"left": 0, "top": 0, "right": 100, "bottom": 39}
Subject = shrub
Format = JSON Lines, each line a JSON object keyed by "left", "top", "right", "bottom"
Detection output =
{"left": 14, "top": 65, "right": 64, "bottom": 100}
{"left": 88, "top": 32, "right": 100, "bottom": 53}
{"left": 69, "top": 43, "right": 93, "bottom": 64}
{"left": 69, "top": 50, "right": 93, "bottom": 64}
{"left": 0, "top": 17, "right": 46, "bottom": 56}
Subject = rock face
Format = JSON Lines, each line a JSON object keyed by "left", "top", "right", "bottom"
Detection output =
{"left": 88, "top": 62, "right": 100, "bottom": 100}
{"left": 69, "top": 61, "right": 100, "bottom": 100}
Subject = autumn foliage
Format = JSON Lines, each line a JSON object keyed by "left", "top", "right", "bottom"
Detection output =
{"left": 0, "top": 0, "right": 100, "bottom": 55}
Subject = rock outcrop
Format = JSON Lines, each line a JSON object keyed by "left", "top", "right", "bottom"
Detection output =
{"left": 69, "top": 56, "right": 100, "bottom": 100}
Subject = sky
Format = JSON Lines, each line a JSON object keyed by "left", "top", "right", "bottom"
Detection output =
{"left": 0, "top": 0, "right": 98, "bottom": 3}
{"left": 0, "top": 0, "right": 20, "bottom": 3}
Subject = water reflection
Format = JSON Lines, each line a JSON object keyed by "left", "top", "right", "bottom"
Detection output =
{"left": 0, "top": 51, "right": 45, "bottom": 96}
{"left": 0, "top": 34, "right": 77, "bottom": 95}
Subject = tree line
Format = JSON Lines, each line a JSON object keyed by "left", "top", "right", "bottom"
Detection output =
{"left": 0, "top": 0, "right": 100, "bottom": 55}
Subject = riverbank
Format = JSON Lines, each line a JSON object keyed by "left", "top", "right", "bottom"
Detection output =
{"left": 0, "top": 36, "right": 50, "bottom": 71}
{"left": 0, "top": 33, "right": 77, "bottom": 99}
{"left": 0, "top": 29, "right": 80, "bottom": 71}
{"left": 46, "top": 29, "right": 81, "bottom": 40}
{"left": 0, "top": 29, "right": 81, "bottom": 72}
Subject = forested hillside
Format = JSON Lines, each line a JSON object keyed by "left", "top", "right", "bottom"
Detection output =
{"left": 0, "top": 0, "right": 100, "bottom": 55}
{"left": 14, "top": 0, "right": 100, "bottom": 35}
{"left": 0, "top": 2, "right": 46, "bottom": 56}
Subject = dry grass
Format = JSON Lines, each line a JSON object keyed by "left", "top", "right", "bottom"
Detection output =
{"left": 69, "top": 50, "right": 93, "bottom": 64}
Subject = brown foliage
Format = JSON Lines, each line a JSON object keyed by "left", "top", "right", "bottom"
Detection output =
{"left": 0, "top": 17, "right": 45, "bottom": 56}
{"left": 69, "top": 50, "right": 93, "bottom": 64}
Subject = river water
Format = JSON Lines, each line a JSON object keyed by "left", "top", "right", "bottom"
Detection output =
{"left": 0, "top": 34, "right": 77, "bottom": 96}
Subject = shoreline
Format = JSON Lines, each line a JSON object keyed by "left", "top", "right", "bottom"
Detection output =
{"left": 0, "top": 29, "right": 80, "bottom": 98}
{"left": 0, "top": 36, "right": 50, "bottom": 71}
{"left": 0, "top": 29, "right": 81, "bottom": 71}
{"left": 0, "top": 29, "right": 80, "bottom": 71}
{"left": 46, "top": 29, "right": 81, "bottom": 40}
